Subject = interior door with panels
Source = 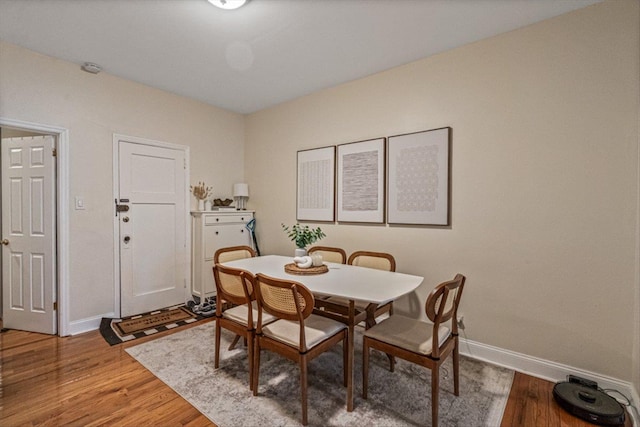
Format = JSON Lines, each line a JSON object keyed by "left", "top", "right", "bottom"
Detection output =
{"left": 1, "top": 135, "right": 57, "bottom": 334}
{"left": 118, "top": 139, "right": 188, "bottom": 317}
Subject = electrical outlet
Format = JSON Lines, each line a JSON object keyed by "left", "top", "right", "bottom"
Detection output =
{"left": 457, "top": 314, "right": 465, "bottom": 330}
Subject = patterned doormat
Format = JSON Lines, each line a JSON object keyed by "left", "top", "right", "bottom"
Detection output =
{"left": 99, "top": 305, "right": 204, "bottom": 346}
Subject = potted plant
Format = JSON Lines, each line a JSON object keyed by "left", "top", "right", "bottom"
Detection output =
{"left": 281, "top": 223, "right": 326, "bottom": 257}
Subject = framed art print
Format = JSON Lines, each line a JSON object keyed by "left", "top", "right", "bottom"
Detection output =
{"left": 337, "top": 138, "right": 385, "bottom": 223}
{"left": 387, "top": 127, "right": 451, "bottom": 225}
{"left": 296, "top": 146, "right": 336, "bottom": 222}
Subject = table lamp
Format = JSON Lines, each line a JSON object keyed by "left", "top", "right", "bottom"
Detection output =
{"left": 233, "top": 183, "right": 249, "bottom": 210}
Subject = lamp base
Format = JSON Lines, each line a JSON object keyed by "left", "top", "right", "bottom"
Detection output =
{"left": 234, "top": 196, "right": 247, "bottom": 210}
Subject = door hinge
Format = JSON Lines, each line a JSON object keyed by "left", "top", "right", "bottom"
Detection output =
{"left": 53, "top": 301, "right": 58, "bottom": 311}
{"left": 52, "top": 148, "right": 57, "bottom": 157}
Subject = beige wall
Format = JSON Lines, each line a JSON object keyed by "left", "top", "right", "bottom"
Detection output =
{"left": 246, "top": 0, "right": 640, "bottom": 382}
{"left": 0, "top": 41, "right": 245, "bottom": 324}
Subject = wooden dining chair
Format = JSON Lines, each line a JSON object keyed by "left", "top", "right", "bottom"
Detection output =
{"left": 213, "top": 245, "right": 257, "bottom": 349}
{"left": 362, "top": 274, "right": 466, "bottom": 427}
{"left": 307, "top": 246, "right": 347, "bottom": 264}
{"left": 316, "top": 251, "right": 396, "bottom": 326}
{"left": 252, "top": 273, "right": 349, "bottom": 426}
{"left": 347, "top": 251, "right": 396, "bottom": 326}
{"left": 212, "top": 264, "right": 275, "bottom": 391}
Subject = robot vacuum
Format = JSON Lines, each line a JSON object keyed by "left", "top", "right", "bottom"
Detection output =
{"left": 553, "top": 381, "right": 625, "bottom": 425}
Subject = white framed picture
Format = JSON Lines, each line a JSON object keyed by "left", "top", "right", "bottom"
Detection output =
{"left": 296, "top": 146, "right": 336, "bottom": 222}
{"left": 337, "top": 138, "right": 385, "bottom": 223}
{"left": 387, "top": 127, "right": 451, "bottom": 225}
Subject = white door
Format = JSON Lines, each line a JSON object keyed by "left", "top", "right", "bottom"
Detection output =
{"left": 1, "top": 136, "right": 57, "bottom": 334}
{"left": 118, "top": 140, "right": 187, "bottom": 317}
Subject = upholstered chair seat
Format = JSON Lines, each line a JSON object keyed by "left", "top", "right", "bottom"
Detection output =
{"left": 261, "top": 315, "right": 346, "bottom": 349}
{"left": 362, "top": 315, "right": 451, "bottom": 355}
{"left": 222, "top": 301, "right": 276, "bottom": 329}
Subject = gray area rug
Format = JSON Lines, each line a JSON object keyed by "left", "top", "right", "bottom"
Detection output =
{"left": 126, "top": 321, "right": 514, "bottom": 426}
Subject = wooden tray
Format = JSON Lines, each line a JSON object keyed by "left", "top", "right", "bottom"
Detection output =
{"left": 284, "top": 263, "right": 329, "bottom": 275}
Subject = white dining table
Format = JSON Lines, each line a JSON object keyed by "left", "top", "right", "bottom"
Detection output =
{"left": 222, "top": 254, "right": 424, "bottom": 411}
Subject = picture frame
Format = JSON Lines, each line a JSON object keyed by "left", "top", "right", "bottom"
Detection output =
{"left": 337, "top": 138, "right": 385, "bottom": 223}
{"left": 387, "top": 127, "right": 451, "bottom": 225}
{"left": 296, "top": 146, "right": 336, "bottom": 222}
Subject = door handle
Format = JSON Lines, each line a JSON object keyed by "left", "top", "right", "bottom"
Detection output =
{"left": 1, "top": 239, "right": 9, "bottom": 245}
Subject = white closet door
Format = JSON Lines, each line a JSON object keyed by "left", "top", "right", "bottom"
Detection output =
{"left": 2, "top": 136, "right": 57, "bottom": 334}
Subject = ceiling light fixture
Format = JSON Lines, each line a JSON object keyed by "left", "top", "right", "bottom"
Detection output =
{"left": 207, "top": 0, "right": 248, "bottom": 10}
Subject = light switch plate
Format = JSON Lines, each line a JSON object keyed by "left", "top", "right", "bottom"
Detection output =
{"left": 75, "top": 196, "right": 85, "bottom": 210}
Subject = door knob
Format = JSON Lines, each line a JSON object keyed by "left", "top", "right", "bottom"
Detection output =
{"left": 1, "top": 239, "right": 8, "bottom": 245}
{"left": 123, "top": 236, "right": 131, "bottom": 243}
{"left": 122, "top": 216, "right": 130, "bottom": 223}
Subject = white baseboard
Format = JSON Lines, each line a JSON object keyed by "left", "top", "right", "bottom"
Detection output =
{"left": 459, "top": 337, "right": 638, "bottom": 415}
{"left": 67, "top": 312, "right": 115, "bottom": 336}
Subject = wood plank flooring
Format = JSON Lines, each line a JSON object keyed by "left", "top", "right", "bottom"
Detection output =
{"left": 0, "top": 321, "right": 632, "bottom": 426}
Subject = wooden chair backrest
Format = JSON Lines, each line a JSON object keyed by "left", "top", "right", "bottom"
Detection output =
{"left": 255, "top": 273, "right": 314, "bottom": 321}
{"left": 213, "top": 264, "right": 256, "bottom": 327}
{"left": 254, "top": 273, "right": 316, "bottom": 352}
{"left": 308, "top": 246, "right": 347, "bottom": 264}
{"left": 347, "top": 251, "right": 396, "bottom": 272}
{"left": 214, "top": 245, "right": 256, "bottom": 264}
{"left": 213, "top": 264, "right": 255, "bottom": 303}
{"left": 425, "top": 274, "right": 466, "bottom": 358}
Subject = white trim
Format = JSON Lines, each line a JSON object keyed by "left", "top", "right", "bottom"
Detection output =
{"left": 112, "top": 133, "right": 191, "bottom": 318}
{"left": 460, "top": 337, "right": 638, "bottom": 412}
{"left": 0, "top": 117, "right": 70, "bottom": 336}
{"left": 68, "top": 312, "right": 116, "bottom": 336}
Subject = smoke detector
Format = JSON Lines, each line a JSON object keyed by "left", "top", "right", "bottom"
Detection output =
{"left": 81, "top": 62, "right": 102, "bottom": 74}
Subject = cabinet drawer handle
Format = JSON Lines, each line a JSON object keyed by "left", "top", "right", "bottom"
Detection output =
{"left": 215, "top": 231, "right": 219, "bottom": 235}
{"left": 216, "top": 218, "right": 219, "bottom": 222}
{"left": 241, "top": 229, "right": 244, "bottom": 233}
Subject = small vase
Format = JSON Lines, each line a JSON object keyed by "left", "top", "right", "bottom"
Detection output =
{"left": 198, "top": 199, "right": 205, "bottom": 211}
{"left": 295, "top": 248, "right": 307, "bottom": 258}
{"left": 311, "top": 253, "right": 323, "bottom": 267}
{"left": 204, "top": 200, "right": 212, "bottom": 211}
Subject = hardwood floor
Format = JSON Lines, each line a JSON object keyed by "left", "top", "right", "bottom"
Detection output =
{"left": 0, "top": 321, "right": 632, "bottom": 426}
{"left": 501, "top": 371, "right": 632, "bottom": 427}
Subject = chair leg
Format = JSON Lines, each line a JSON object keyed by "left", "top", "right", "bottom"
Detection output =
{"left": 387, "top": 353, "right": 396, "bottom": 372}
{"left": 248, "top": 332, "right": 254, "bottom": 391}
{"left": 362, "top": 337, "right": 369, "bottom": 399}
{"left": 343, "top": 333, "right": 348, "bottom": 387}
{"left": 214, "top": 320, "right": 221, "bottom": 369}
{"left": 431, "top": 366, "right": 439, "bottom": 427}
{"left": 300, "top": 354, "right": 308, "bottom": 426}
{"left": 252, "top": 339, "right": 261, "bottom": 396}
{"left": 228, "top": 334, "right": 241, "bottom": 350}
{"left": 453, "top": 336, "right": 460, "bottom": 396}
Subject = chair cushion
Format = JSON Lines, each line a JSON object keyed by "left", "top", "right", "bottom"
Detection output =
{"left": 222, "top": 301, "right": 276, "bottom": 328}
{"left": 262, "top": 314, "right": 346, "bottom": 350}
{"left": 363, "top": 315, "right": 451, "bottom": 356}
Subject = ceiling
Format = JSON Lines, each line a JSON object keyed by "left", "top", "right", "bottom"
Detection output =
{"left": 0, "top": 0, "right": 600, "bottom": 114}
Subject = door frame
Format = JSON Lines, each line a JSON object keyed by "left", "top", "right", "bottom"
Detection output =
{"left": 0, "top": 117, "right": 70, "bottom": 336}
{"left": 112, "top": 133, "right": 191, "bottom": 318}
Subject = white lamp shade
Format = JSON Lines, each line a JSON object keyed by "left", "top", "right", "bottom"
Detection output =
{"left": 233, "top": 183, "right": 249, "bottom": 197}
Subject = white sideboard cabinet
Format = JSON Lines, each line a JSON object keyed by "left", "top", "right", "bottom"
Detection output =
{"left": 191, "top": 210, "right": 254, "bottom": 299}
